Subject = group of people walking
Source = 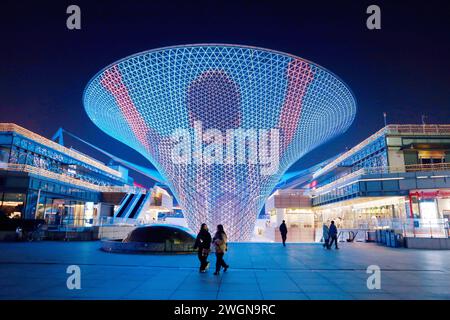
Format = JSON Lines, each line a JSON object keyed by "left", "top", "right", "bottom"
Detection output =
{"left": 279, "top": 220, "right": 339, "bottom": 250}
{"left": 193, "top": 223, "right": 229, "bottom": 274}
{"left": 195, "top": 220, "right": 340, "bottom": 273}
{"left": 322, "top": 220, "right": 339, "bottom": 249}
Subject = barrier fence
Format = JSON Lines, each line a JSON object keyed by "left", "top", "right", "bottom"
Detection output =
{"left": 42, "top": 216, "right": 450, "bottom": 240}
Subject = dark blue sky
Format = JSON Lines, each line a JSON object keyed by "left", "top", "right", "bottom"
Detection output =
{"left": 1, "top": 0, "right": 449, "bottom": 187}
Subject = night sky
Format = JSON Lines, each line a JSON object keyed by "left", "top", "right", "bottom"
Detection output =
{"left": 1, "top": 0, "right": 449, "bottom": 187}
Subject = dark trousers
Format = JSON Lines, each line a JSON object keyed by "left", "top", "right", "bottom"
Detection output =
{"left": 215, "top": 252, "right": 227, "bottom": 272}
{"left": 197, "top": 249, "right": 209, "bottom": 271}
{"left": 323, "top": 237, "right": 329, "bottom": 248}
{"left": 281, "top": 234, "right": 287, "bottom": 246}
{"left": 328, "top": 235, "right": 338, "bottom": 249}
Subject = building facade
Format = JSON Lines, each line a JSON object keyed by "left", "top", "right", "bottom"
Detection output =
{"left": 266, "top": 124, "right": 450, "bottom": 241}
{"left": 0, "top": 123, "right": 141, "bottom": 228}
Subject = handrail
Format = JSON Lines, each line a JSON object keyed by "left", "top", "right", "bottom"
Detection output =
{"left": 311, "top": 162, "right": 450, "bottom": 194}
{"left": 0, "top": 163, "right": 145, "bottom": 193}
{"left": 0, "top": 123, "right": 122, "bottom": 178}
{"left": 313, "top": 128, "right": 386, "bottom": 179}
{"left": 320, "top": 218, "right": 449, "bottom": 238}
{"left": 385, "top": 124, "right": 450, "bottom": 135}
{"left": 313, "top": 124, "right": 450, "bottom": 179}
{"left": 128, "top": 192, "right": 151, "bottom": 221}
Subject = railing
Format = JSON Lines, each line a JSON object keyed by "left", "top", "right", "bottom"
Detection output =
{"left": 404, "top": 163, "right": 450, "bottom": 172}
{"left": 47, "top": 213, "right": 160, "bottom": 230}
{"left": 313, "top": 128, "right": 386, "bottom": 179}
{"left": 45, "top": 217, "right": 93, "bottom": 230}
{"left": 0, "top": 123, "right": 123, "bottom": 178}
{"left": 385, "top": 124, "right": 450, "bottom": 135}
{"left": 46, "top": 216, "right": 140, "bottom": 228}
{"left": 104, "top": 185, "right": 146, "bottom": 194}
{"left": 99, "top": 216, "right": 138, "bottom": 226}
{"left": 45, "top": 217, "right": 136, "bottom": 240}
{"left": 0, "top": 163, "right": 144, "bottom": 193}
{"left": 330, "top": 218, "right": 449, "bottom": 239}
{"left": 311, "top": 162, "right": 450, "bottom": 195}
{"left": 312, "top": 124, "right": 450, "bottom": 179}
{"left": 401, "top": 218, "right": 449, "bottom": 238}
{"left": 363, "top": 163, "right": 450, "bottom": 174}
{"left": 311, "top": 168, "right": 364, "bottom": 195}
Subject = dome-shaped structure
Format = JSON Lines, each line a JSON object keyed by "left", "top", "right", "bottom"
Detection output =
{"left": 123, "top": 224, "right": 195, "bottom": 244}
{"left": 101, "top": 224, "right": 196, "bottom": 253}
{"left": 84, "top": 44, "right": 356, "bottom": 241}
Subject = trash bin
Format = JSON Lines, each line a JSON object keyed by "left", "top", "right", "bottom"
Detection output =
{"left": 381, "top": 230, "right": 387, "bottom": 245}
{"left": 376, "top": 229, "right": 381, "bottom": 243}
{"left": 389, "top": 230, "right": 396, "bottom": 247}
{"left": 366, "top": 231, "right": 376, "bottom": 242}
{"left": 385, "top": 230, "right": 391, "bottom": 247}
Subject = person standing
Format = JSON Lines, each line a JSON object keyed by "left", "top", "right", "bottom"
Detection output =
{"left": 55, "top": 211, "right": 61, "bottom": 226}
{"left": 279, "top": 220, "right": 288, "bottom": 246}
{"left": 322, "top": 223, "right": 329, "bottom": 248}
{"left": 328, "top": 220, "right": 339, "bottom": 250}
{"left": 213, "top": 224, "right": 229, "bottom": 275}
{"left": 193, "top": 223, "right": 212, "bottom": 272}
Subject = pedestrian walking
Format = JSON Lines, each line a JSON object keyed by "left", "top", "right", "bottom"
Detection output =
{"left": 328, "top": 220, "right": 339, "bottom": 249}
{"left": 279, "top": 220, "right": 288, "bottom": 246}
{"left": 213, "top": 224, "right": 229, "bottom": 275}
{"left": 322, "top": 223, "right": 329, "bottom": 248}
{"left": 193, "top": 223, "right": 212, "bottom": 272}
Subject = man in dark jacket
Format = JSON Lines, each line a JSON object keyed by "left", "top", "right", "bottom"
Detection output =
{"left": 328, "top": 220, "right": 339, "bottom": 249}
{"left": 193, "top": 223, "right": 212, "bottom": 272}
{"left": 279, "top": 220, "right": 288, "bottom": 246}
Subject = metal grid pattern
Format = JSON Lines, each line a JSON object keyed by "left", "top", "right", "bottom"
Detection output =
{"left": 83, "top": 44, "right": 356, "bottom": 241}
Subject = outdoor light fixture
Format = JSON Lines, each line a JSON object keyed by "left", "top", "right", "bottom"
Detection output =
{"left": 83, "top": 44, "right": 356, "bottom": 240}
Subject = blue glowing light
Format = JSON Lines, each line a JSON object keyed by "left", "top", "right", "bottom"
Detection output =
{"left": 83, "top": 44, "right": 356, "bottom": 240}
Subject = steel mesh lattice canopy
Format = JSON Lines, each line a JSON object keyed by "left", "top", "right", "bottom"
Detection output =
{"left": 83, "top": 44, "right": 356, "bottom": 241}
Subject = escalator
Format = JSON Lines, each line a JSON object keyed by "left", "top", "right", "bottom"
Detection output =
{"left": 127, "top": 193, "right": 147, "bottom": 220}
{"left": 114, "top": 193, "right": 134, "bottom": 218}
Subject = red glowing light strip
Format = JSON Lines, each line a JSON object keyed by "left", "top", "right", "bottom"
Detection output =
{"left": 278, "top": 60, "right": 314, "bottom": 151}
{"left": 100, "top": 65, "right": 151, "bottom": 152}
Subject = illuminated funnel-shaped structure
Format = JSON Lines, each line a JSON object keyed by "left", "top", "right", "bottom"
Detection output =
{"left": 83, "top": 44, "right": 356, "bottom": 241}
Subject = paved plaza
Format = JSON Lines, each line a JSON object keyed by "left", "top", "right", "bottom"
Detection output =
{"left": 0, "top": 241, "right": 449, "bottom": 300}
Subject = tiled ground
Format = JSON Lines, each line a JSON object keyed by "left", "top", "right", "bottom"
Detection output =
{"left": 0, "top": 241, "right": 449, "bottom": 300}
